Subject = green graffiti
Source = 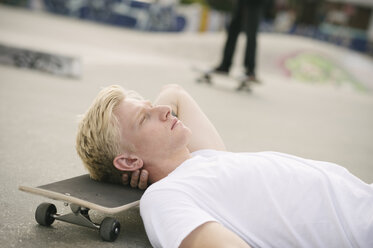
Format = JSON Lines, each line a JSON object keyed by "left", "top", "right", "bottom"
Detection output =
{"left": 284, "top": 52, "right": 365, "bottom": 91}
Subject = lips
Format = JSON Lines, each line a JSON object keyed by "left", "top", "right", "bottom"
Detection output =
{"left": 171, "top": 118, "right": 178, "bottom": 130}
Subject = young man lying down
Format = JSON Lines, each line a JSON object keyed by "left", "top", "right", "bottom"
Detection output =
{"left": 76, "top": 84, "right": 373, "bottom": 248}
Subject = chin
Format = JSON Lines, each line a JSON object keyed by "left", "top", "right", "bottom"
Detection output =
{"left": 184, "top": 128, "right": 193, "bottom": 141}
{"left": 185, "top": 126, "right": 192, "bottom": 137}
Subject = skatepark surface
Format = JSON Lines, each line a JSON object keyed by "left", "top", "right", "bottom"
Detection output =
{"left": 1, "top": 4, "right": 373, "bottom": 248}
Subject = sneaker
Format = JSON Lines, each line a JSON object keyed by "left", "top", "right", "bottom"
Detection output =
{"left": 246, "top": 73, "right": 260, "bottom": 83}
{"left": 212, "top": 65, "right": 229, "bottom": 74}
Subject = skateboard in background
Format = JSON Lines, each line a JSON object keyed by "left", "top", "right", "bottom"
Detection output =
{"left": 193, "top": 66, "right": 260, "bottom": 92}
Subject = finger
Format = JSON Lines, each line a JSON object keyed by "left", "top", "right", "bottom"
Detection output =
{"left": 130, "top": 170, "right": 140, "bottom": 188}
{"left": 121, "top": 173, "right": 129, "bottom": 185}
{"left": 138, "top": 170, "right": 148, "bottom": 190}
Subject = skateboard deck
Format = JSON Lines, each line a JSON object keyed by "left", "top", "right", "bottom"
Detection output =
{"left": 19, "top": 174, "right": 144, "bottom": 242}
{"left": 19, "top": 174, "right": 143, "bottom": 214}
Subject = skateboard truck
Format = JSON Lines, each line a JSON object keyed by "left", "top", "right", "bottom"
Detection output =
{"left": 35, "top": 201, "right": 120, "bottom": 242}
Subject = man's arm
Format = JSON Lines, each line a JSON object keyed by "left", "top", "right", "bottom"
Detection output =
{"left": 180, "top": 222, "right": 251, "bottom": 248}
{"left": 154, "top": 84, "right": 226, "bottom": 152}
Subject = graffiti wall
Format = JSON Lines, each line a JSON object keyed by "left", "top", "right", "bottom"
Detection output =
{"left": 0, "top": 0, "right": 227, "bottom": 32}
{"left": 42, "top": 0, "right": 182, "bottom": 32}
{"left": 1, "top": 0, "right": 371, "bottom": 55}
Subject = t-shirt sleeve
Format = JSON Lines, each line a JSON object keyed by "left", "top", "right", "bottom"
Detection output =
{"left": 140, "top": 188, "right": 217, "bottom": 248}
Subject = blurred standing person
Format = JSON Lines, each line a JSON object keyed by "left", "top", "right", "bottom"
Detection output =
{"left": 214, "top": 0, "right": 264, "bottom": 84}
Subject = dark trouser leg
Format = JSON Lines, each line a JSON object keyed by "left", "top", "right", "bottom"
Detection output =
{"left": 244, "top": 4, "right": 262, "bottom": 76}
{"left": 219, "top": 0, "right": 245, "bottom": 70}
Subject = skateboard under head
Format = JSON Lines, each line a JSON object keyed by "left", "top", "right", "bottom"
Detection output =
{"left": 19, "top": 174, "right": 146, "bottom": 242}
{"left": 19, "top": 174, "right": 144, "bottom": 214}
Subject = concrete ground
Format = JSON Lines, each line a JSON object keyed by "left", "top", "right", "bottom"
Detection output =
{"left": 1, "top": 4, "right": 373, "bottom": 248}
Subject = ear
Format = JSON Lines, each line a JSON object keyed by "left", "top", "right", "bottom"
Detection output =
{"left": 113, "top": 154, "right": 144, "bottom": 172}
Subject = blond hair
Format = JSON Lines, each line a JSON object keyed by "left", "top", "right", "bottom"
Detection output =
{"left": 76, "top": 85, "right": 142, "bottom": 183}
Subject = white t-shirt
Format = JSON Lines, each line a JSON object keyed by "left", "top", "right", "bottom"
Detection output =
{"left": 140, "top": 150, "right": 373, "bottom": 248}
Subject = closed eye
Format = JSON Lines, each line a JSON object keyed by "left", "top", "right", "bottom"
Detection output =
{"left": 140, "top": 113, "right": 150, "bottom": 125}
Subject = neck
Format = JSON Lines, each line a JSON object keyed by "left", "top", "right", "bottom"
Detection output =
{"left": 146, "top": 147, "right": 191, "bottom": 184}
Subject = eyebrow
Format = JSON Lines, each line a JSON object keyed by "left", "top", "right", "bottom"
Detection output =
{"left": 135, "top": 108, "right": 145, "bottom": 127}
{"left": 135, "top": 101, "right": 152, "bottom": 127}
{"left": 144, "top": 101, "right": 152, "bottom": 107}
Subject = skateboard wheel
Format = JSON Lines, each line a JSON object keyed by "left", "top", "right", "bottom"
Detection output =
{"left": 196, "top": 77, "right": 208, "bottom": 83}
{"left": 196, "top": 74, "right": 212, "bottom": 84}
{"left": 203, "top": 74, "right": 212, "bottom": 84}
{"left": 35, "top": 202, "right": 56, "bottom": 226}
{"left": 99, "top": 217, "right": 120, "bottom": 242}
{"left": 236, "top": 81, "right": 251, "bottom": 92}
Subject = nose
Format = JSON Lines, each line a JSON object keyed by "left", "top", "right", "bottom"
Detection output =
{"left": 155, "top": 105, "right": 171, "bottom": 121}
